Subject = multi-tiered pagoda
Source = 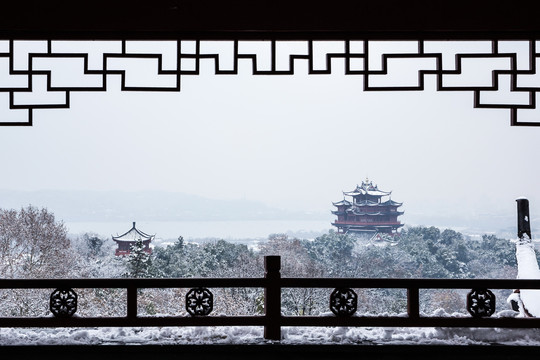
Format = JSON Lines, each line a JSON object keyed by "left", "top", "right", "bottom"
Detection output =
{"left": 112, "top": 222, "right": 154, "bottom": 256}
{"left": 332, "top": 179, "right": 404, "bottom": 235}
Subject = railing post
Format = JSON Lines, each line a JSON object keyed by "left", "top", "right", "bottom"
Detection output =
{"left": 127, "top": 285, "right": 137, "bottom": 321}
{"left": 517, "top": 197, "right": 532, "bottom": 240}
{"left": 264, "top": 255, "right": 281, "bottom": 340}
{"left": 407, "top": 286, "right": 420, "bottom": 321}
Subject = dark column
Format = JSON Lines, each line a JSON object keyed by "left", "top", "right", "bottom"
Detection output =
{"left": 407, "top": 286, "right": 420, "bottom": 321}
{"left": 516, "top": 197, "right": 532, "bottom": 240}
{"left": 127, "top": 285, "right": 137, "bottom": 322}
{"left": 264, "top": 255, "right": 281, "bottom": 340}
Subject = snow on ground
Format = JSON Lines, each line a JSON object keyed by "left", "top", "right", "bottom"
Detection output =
{"left": 1, "top": 310, "right": 540, "bottom": 346}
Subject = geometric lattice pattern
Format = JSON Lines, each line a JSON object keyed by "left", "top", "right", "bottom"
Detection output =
{"left": 329, "top": 287, "right": 358, "bottom": 317}
{"left": 49, "top": 288, "right": 78, "bottom": 318}
{"left": 466, "top": 288, "right": 496, "bottom": 318}
{"left": 185, "top": 287, "right": 213, "bottom": 316}
{"left": 2, "top": 39, "right": 540, "bottom": 126}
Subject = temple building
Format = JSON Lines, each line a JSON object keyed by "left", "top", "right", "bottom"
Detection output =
{"left": 112, "top": 222, "right": 154, "bottom": 256}
{"left": 332, "top": 179, "right": 404, "bottom": 235}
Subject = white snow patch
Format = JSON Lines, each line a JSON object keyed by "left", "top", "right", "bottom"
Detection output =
{"left": 0, "top": 310, "right": 538, "bottom": 346}
{"left": 515, "top": 239, "right": 540, "bottom": 317}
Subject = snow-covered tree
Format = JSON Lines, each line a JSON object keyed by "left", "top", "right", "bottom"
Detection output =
{"left": 259, "top": 234, "right": 327, "bottom": 315}
{"left": 303, "top": 231, "right": 356, "bottom": 277}
{"left": 0, "top": 206, "right": 75, "bottom": 316}
{"left": 124, "top": 238, "right": 154, "bottom": 278}
{"left": 82, "top": 232, "right": 106, "bottom": 258}
{"left": 0, "top": 205, "right": 73, "bottom": 279}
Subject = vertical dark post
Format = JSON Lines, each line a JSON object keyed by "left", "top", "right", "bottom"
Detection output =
{"left": 407, "top": 286, "right": 419, "bottom": 321}
{"left": 264, "top": 255, "right": 281, "bottom": 340}
{"left": 517, "top": 197, "right": 532, "bottom": 240}
{"left": 127, "top": 285, "right": 137, "bottom": 321}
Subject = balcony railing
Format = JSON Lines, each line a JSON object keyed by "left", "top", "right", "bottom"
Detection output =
{"left": 1, "top": 255, "right": 540, "bottom": 341}
{"left": 333, "top": 221, "right": 402, "bottom": 225}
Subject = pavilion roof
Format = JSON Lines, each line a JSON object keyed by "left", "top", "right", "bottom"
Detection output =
{"left": 112, "top": 222, "right": 155, "bottom": 242}
{"left": 332, "top": 199, "right": 352, "bottom": 206}
{"left": 353, "top": 200, "right": 381, "bottom": 207}
{"left": 351, "top": 210, "right": 387, "bottom": 216}
{"left": 343, "top": 178, "right": 391, "bottom": 197}
{"left": 380, "top": 199, "right": 403, "bottom": 206}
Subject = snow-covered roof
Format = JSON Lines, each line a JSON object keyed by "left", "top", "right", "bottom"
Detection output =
{"left": 112, "top": 222, "right": 155, "bottom": 242}
{"left": 343, "top": 179, "right": 391, "bottom": 198}
{"left": 332, "top": 199, "right": 352, "bottom": 206}
{"left": 380, "top": 199, "right": 403, "bottom": 207}
{"left": 354, "top": 200, "right": 382, "bottom": 206}
{"left": 351, "top": 208, "right": 377, "bottom": 215}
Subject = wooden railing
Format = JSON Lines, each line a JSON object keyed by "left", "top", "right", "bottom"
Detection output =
{"left": 1, "top": 255, "right": 540, "bottom": 340}
{"left": 332, "top": 221, "right": 402, "bottom": 225}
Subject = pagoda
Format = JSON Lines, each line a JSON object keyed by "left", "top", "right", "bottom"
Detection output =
{"left": 332, "top": 178, "right": 404, "bottom": 235}
{"left": 112, "top": 222, "right": 154, "bottom": 256}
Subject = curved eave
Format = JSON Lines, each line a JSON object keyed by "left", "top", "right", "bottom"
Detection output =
{"left": 354, "top": 201, "right": 380, "bottom": 207}
{"left": 332, "top": 223, "right": 404, "bottom": 229}
{"left": 344, "top": 190, "right": 390, "bottom": 197}
{"left": 343, "top": 191, "right": 362, "bottom": 197}
{"left": 112, "top": 225, "right": 155, "bottom": 241}
{"left": 332, "top": 200, "right": 352, "bottom": 206}
{"left": 351, "top": 211, "right": 403, "bottom": 216}
{"left": 380, "top": 200, "right": 403, "bottom": 207}
{"left": 113, "top": 237, "right": 154, "bottom": 242}
{"left": 113, "top": 233, "right": 154, "bottom": 241}
{"left": 366, "top": 190, "right": 391, "bottom": 197}
{"left": 352, "top": 212, "right": 385, "bottom": 216}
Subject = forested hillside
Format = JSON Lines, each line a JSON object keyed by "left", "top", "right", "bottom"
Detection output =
{"left": 0, "top": 206, "right": 530, "bottom": 317}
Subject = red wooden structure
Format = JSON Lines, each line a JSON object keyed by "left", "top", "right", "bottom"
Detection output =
{"left": 112, "top": 222, "right": 154, "bottom": 256}
{"left": 332, "top": 178, "right": 404, "bottom": 235}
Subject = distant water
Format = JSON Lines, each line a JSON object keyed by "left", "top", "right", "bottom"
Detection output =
{"left": 65, "top": 220, "right": 333, "bottom": 242}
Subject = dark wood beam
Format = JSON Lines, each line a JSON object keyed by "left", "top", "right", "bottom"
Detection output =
{"left": 0, "top": 0, "right": 539, "bottom": 39}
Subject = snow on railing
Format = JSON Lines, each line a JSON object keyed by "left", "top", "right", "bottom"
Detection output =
{"left": 2, "top": 260, "right": 540, "bottom": 340}
{"left": 512, "top": 197, "right": 540, "bottom": 317}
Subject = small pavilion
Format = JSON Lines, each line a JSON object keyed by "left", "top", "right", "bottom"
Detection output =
{"left": 112, "top": 222, "right": 154, "bottom": 256}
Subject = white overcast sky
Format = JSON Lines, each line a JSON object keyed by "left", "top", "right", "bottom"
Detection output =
{"left": 0, "top": 40, "right": 539, "bottom": 230}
